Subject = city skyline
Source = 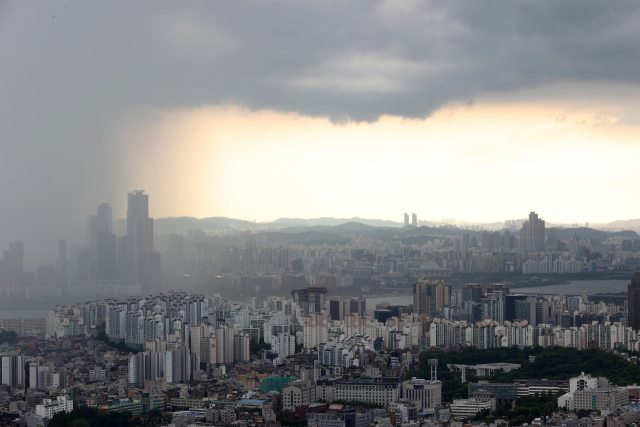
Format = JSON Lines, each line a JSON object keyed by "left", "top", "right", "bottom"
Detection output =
{"left": 3, "top": 2, "right": 640, "bottom": 264}
{"left": 4, "top": 2, "right": 640, "bottom": 425}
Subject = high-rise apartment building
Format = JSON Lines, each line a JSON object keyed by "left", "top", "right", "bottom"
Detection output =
{"left": 412, "top": 213, "right": 417, "bottom": 227}
{"left": 302, "top": 309, "right": 328, "bottom": 348}
{"left": 628, "top": 271, "right": 640, "bottom": 331}
{"left": 414, "top": 279, "right": 451, "bottom": 316}
{"left": 404, "top": 213, "right": 409, "bottom": 226}
{"left": 521, "top": 211, "right": 546, "bottom": 252}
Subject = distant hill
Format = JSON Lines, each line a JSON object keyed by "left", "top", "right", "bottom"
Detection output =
{"left": 254, "top": 230, "right": 350, "bottom": 245}
{"left": 556, "top": 227, "right": 638, "bottom": 240}
{"left": 111, "top": 215, "right": 640, "bottom": 241}
{"left": 607, "top": 219, "right": 640, "bottom": 228}
{"left": 113, "top": 216, "right": 257, "bottom": 235}
{"left": 271, "top": 217, "right": 404, "bottom": 228}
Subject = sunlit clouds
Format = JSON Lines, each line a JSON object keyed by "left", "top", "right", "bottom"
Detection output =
{"left": 116, "top": 82, "right": 640, "bottom": 224}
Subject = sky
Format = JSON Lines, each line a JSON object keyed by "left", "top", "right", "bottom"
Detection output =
{"left": 2, "top": 1, "right": 640, "bottom": 265}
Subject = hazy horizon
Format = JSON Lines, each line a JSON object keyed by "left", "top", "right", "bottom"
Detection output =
{"left": 4, "top": 1, "right": 640, "bottom": 264}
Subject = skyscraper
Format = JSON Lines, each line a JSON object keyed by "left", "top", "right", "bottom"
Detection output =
{"left": 126, "top": 191, "right": 154, "bottom": 285}
{"left": 461, "top": 283, "right": 484, "bottom": 303}
{"left": 96, "top": 230, "right": 117, "bottom": 279}
{"left": 414, "top": 279, "right": 451, "bottom": 316}
{"left": 1, "top": 242, "right": 24, "bottom": 283}
{"left": 521, "top": 211, "right": 546, "bottom": 252}
{"left": 404, "top": 213, "right": 409, "bottom": 226}
{"left": 412, "top": 213, "right": 417, "bottom": 227}
{"left": 546, "top": 227, "right": 558, "bottom": 251}
{"left": 87, "top": 203, "right": 116, "bottom": 280}
{"left": 97, "top": 203, "right": 112, "bottom": 233}
{"left": 58, "top": 240, "right": 68, "bottom": 288}
{"left": 628, "top": 271, "right": 640, "bottom": 331}
{"left": 291, "top": 286, "right": 328, "bottom": 315}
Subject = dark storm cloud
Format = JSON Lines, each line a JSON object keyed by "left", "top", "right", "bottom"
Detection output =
{"left": 1, "top": 0, "right": 639, "bottom": 264}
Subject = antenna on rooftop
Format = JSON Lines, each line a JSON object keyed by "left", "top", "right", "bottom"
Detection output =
{"left": 428, "top": 359, "right": 438, "bottom": 381}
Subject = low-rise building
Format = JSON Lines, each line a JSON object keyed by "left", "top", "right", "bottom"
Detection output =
{"left": 572, "top": 388, "right": 629, "bottom": 411}
{"left": 402, "top": 377, "right": 442, "bottom": 411}
{"left": 283, "top": 381, "right": 313, "bottom": 411}
{"left": 450, "top": 398, "right": 492, "bottom": 419}
{"left": 334, "top": 377, "right": 402, "bottom": 408}
{"left": 35, "top": 396, "right": 73, "bottom": 420}
{"left": 468, "top": 381, "right": 517, "bottom": 402}
{"left": 97, "top": 399, "right": 144, "bottom": 416}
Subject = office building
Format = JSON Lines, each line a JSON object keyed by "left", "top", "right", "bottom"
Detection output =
{"left": 334, "top": 377, "right": 402, "bottom": 408}
{"left": 329, "top": 297, "right": 345, "bottom": 322}
{"left": 468, "top": 382, "right": 517, "bottom": 402}
{"left": 521, "top": 211, "right": 546, "bottom": 252}
{"left": 292, "top": 286, "right": 327, "bottom": 315}
{"left": 414, "top": 279, "right": 451, "bottom": 317}
{"left": 404, "top": 213, "right": 409, "bottom": 226}
{"left": 505, "top": 295, "right": 528, "bottom": 322}
{"left": 558, "top": 373, "right": 628, "bottom": 411}
{"left": 402, "top": 377, "right": 442, "bottom": 411}
{"left": 628, "top": 271, "right": 640, "bottom": 331}
{"left": 348, "top": 297, "right": 366, "bottom": 318}
{"left": 462, "top": 283, "right": 484, "bottom": 303}
{"left": 412, "top": 213, "right": 417, "bottom": 227}
{"left": 282, "top": 381, "right": 313, "bottom": 411}
{"left": 450, "top": 398, "right": 492, "bottom": 418}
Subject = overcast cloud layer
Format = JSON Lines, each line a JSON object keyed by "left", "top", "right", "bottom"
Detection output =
{"left": 2, "top": 0, "right": 640, "bottom": 265}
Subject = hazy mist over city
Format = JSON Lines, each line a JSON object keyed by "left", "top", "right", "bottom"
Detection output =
{"left": 5, "top": 3, "right": 640, "bottom": 425}
{"left": 3, "top": 1, "right": 640, "bottom": 267}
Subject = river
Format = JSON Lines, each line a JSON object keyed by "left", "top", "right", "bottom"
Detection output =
{"left": 364, "top": 279, "right": 629, "bottom": 317}
{"left": 514, "top": 279, "right": 627, "bottom": 296}
{"left": 0, "top": 279, "right": 630, "bottom": 320}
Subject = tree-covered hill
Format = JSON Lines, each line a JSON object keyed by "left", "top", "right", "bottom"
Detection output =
{"left": 407, "top": 346, "right": 640, "bottom": 402}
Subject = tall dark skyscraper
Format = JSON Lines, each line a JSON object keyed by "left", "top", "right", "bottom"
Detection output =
{"left": 126, "top": 191, "right": 157, "bottom": 292}
{"left": 87, "top": 203, "right": 116, "bottom": 280}
{"left": 58, "top": 239, "right": 68, "bottom": 288}
{"left": 628, "top": 271, "right": 640, "bottom": 331}
{"left": 96, "top": 230, "right": 117, "bottom": 279}
{"left": 2, "top": 242, "right": 24, "bottom": 283}
{"left": 521, "top": 211, "right": 546, "bottom": 252}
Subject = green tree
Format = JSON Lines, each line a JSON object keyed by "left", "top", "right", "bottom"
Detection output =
{"left": 69, "top": 419, "right": 90, "bottom": 427}
{"left": 0, "top": 330, "right": 18, "bottom": 344}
